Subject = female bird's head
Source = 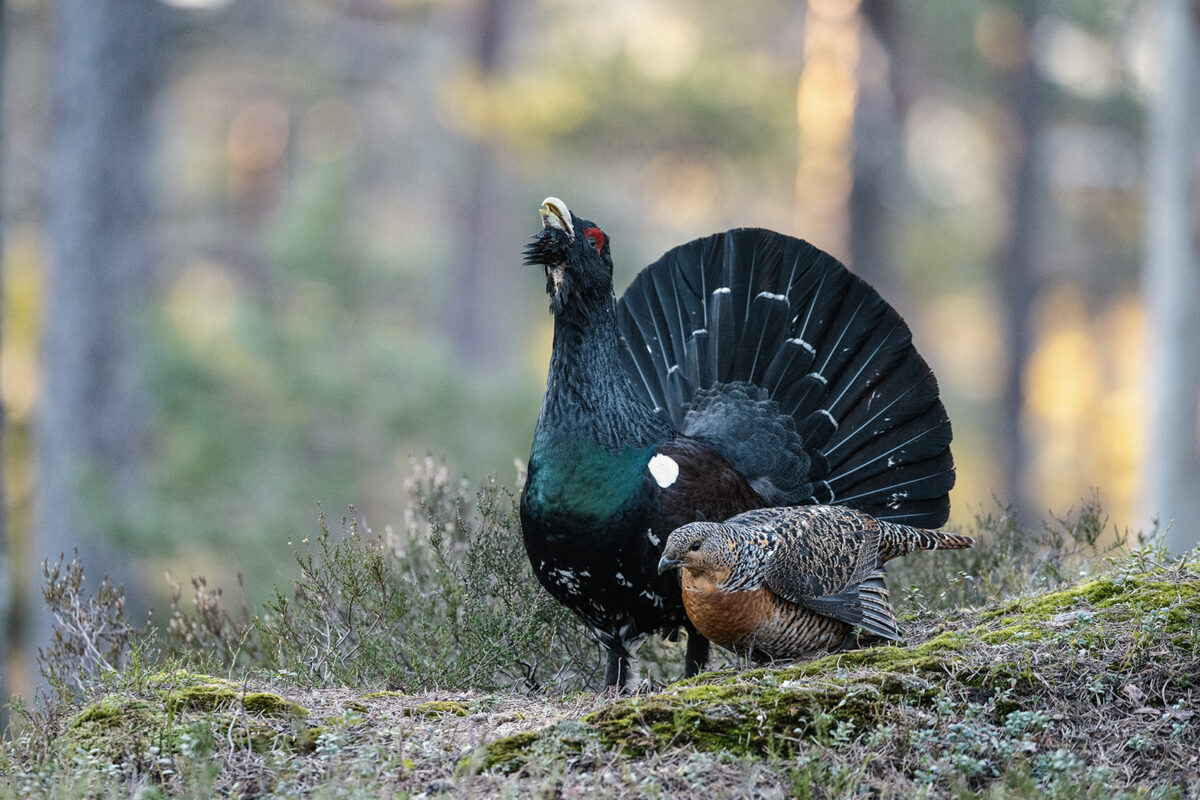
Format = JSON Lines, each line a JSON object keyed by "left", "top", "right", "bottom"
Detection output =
{"left": 657, "top": 521, "right": 738, "bottom": 578}
{"left": 523, "top": 197, "right": 614, "bottom": 316}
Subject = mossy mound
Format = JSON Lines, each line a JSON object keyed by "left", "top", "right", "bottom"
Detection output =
{"left": 53, "top": 671, "right": 317, "bottom": 775}
{"left": 483, "top": 560, "right": 1200, "bottom": 776}
{"left": 65, "top": 694, "right": 173, "bottom": 767}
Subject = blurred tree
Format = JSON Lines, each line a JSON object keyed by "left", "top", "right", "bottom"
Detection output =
{"left": 996, "top": 0, "right": 1046, "bottom": 524}
{"left": 33, "top": 0, "right": 171, "bottom": 681}
{"left": 1142, "top": 0, "right": 1200, "bottom": 551}
{"left": 794, "top": 0, "right": 860, "bottom": 259}
{"left": 850, "top": 0, "right": 910, "bottom": 299}
{"left": 0, "top": 0, "right": 9, "bottom": 721}
{"left": 451, "top": 0, "right": 518, "bottom": 372}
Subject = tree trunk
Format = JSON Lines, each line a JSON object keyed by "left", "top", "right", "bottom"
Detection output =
{"left": 32, "top": 0, "right": 169, "bottom": 682}
{"left": 0, "top": 0, "right": 10, "bottom": 719}
{"left": 1142, "top": 0, "right": 1200, "bottom": 552}
{"left": 449, "top": 0, "right": 518, "bottom": 373}
{"left": 849, "top": 0, "right": 909, "bottom": 300}
{"left": 996, "top": 2, "right": 1045, "bottom": 525}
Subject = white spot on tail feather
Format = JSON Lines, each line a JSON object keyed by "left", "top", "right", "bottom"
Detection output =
{"left": 648, "top": 454, "right": 680, "bottom": 488}
{"left": 787, "top": 338, "right": 816, "bottom": 355}
{"left": 756, "top": 291, "right": 787, "bottom": 302}
{"left": 712, "top": 287, "right": 731, "bottom": 295}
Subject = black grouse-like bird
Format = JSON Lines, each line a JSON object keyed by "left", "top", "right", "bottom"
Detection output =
{"left": 520, "top": 197, "right": 954, "bottom": 688}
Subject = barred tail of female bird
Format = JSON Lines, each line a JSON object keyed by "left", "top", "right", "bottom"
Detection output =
{"left": 877, "top": 521, "right": 974, "bottom": 562}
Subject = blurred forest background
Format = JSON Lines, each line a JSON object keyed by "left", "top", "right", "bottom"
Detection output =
{"left": 1, "top": 0, "right": 1198, "bottom": 706}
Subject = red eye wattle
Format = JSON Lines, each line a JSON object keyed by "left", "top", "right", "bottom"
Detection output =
{"left": 584, "top": 227, "right": 605, "bottom": 254}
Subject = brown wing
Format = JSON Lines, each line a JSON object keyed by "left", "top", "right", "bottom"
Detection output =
{"left": 758, "top": 506, "right": 885, "bottom": 629}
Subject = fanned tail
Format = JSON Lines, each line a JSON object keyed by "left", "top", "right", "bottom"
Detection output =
{"left": 616, "top": 228, "right": 955, "bottom": 527}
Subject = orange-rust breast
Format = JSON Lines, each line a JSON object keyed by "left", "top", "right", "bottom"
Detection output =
{"left": 680, "top": 567, "right": 853, "bottom": 661}
{"left": 680, "top": 568, "right": 776, "bottom": 647}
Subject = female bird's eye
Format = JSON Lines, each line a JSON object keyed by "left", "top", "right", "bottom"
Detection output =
{"left": 689, "top": 540, "right": 702, "bottom": 552}
{"left": 584, "top": 226, "right": 605, "bottom": 254}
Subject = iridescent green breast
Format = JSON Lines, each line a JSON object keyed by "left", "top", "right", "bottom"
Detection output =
{"left": 524, "top": 438, "right": 656, "bottom": 526}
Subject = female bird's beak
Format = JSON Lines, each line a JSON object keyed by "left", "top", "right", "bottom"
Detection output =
{"left": 657, "top": 554, "right": 683, "bottom": 574}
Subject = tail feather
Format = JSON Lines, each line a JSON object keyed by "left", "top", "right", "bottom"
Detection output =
{"left": 710, "top": 285, "right": 737, "bottom": 383}
{"left": 878, "top": 521, "right": 974, "bottom": 562}
{"left": 856, "top": 573, "right": 900, "bottom": 641}
{"left": 616, "top": 228, "right": 955, "bottom": 527}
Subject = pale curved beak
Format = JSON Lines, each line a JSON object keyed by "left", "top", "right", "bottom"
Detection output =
{"left": 539, "top": 196, "right": 574, "bottom": 240}
{"left": 657, "top": 554, "right": 683, "bottom": 574}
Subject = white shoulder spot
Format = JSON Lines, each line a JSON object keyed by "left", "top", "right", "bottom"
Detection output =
{"left": 648, "top": 453, "right": 680, "bottom": 488}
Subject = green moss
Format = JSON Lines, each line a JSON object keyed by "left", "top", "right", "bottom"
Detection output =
{"left": 979, "top": 622, "right": 1050, "bottom": 645}
{"left": 166, "top": 685, "right": 240, "bottom": 712}
{"left": 1093, "top": 581, "right": 1200, "bottom": 624}
{"left": 293, "top": 725, "right": 330, "bottom": 754}
{"left": 474, "top": 720, "right": 595, "bottom": 775}
{"left": 147, "top": 670, "right": 238, "bottom": 691}
{"left": 242, "top": 692, "right": 309, "bottom": 718}
{"left": 985, "top": 576, "right": 1200, "bottom": 621}
{"left": 70, "top": 695, "right": 141, "bottom": 728}
{"left": 407, "top": 700, "right": 470, "bottom": 717}
{"left": 58, "top": 674, "right": 318, "bottom": 770}
{"left": 361, "top": 690, "right": 407, "bottom": 700}
{"left": 586, "top": 669, "right": 938, "bottom": 757}
{"left": 479, "top": 731, "right": 540, "bottom": 773}
{"left": 148, "top": 672, "right": 308, "bottom": 718}
{"left": 61, "top": 695, "right": 171, "bottom": 766}
{"left": 223, "top": 716, "right": 280, "bottom": 753}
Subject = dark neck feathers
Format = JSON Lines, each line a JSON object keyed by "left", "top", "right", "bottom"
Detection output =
{"left": 537, "top": 291, "right": 674, "bottom": 452}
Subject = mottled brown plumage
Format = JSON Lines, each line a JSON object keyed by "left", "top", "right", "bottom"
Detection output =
{"left": 656, "top": 505, "right": 973, "bottom": 662}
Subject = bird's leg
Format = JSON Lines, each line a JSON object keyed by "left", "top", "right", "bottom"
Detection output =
{"left": 604, "top": 646, "right": 631, "bottom": 689}
{"left": 683, "top": 628, "right": 710, "bottom": 678}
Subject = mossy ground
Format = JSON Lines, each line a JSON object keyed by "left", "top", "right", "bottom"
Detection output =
{"left": 5, "top": 557, "right": 1197, "bottom": 798}
{"left": 579, "top": 566, "right": 1200, "bottom": 763}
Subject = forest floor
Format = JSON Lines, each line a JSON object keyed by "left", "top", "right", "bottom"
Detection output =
{"left": 2, "top": 547, "right": 1198, "bottom": 799}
